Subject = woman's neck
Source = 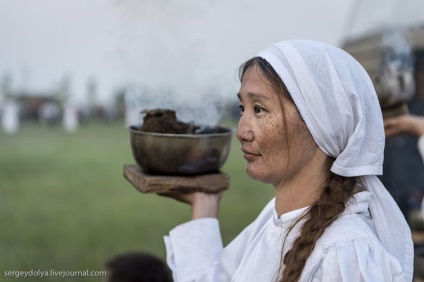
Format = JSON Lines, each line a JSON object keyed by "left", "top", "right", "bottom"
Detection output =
{"left": 274, "top": 153, "right": 332, "bottom": 217}
{"left": 274, "top": 182, "right": 322, "bottom": 216}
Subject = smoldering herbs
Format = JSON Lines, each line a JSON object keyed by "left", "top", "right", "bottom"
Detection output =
{"left": 138, "top": 108, "right": 199, "bottom": 134}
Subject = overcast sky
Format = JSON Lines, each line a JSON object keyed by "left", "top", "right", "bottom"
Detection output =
{"left": 0, "top": 0, "right": 359, "bottom": 104}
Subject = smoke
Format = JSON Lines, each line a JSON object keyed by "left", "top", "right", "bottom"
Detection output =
{"left": 112, "top": 0, "right": 237, "bottom": 127}
{"left": 380, "top": 27, "right": 414, "bottom": 76}
{"left": 377, "top": 27, "right": 415, "bottom": 105}
{"left": 124, "top": 82, "right": 229, "bottom": 127}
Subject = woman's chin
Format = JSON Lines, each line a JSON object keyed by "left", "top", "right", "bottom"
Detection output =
{"left": 246, "top": 166, "right": 269, "bottom": 183}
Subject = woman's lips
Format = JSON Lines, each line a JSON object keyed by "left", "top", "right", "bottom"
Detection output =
{"left": 241, "top": 148, "right": 260, "bottom": 161}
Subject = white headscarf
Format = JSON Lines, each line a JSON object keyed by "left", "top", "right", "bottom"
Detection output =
{"left": 257, "top": 40, "right": 414, "bottom": 280}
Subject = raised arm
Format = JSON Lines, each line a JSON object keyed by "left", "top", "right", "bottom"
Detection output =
{"left": 384, "top": 114, "right": 424, "bottom": 137}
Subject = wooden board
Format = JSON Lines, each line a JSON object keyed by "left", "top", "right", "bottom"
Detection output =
{"left": 123, "top": 164, "right": 230, "bottom": 194}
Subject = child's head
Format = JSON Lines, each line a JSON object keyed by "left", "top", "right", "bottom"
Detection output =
{"left": 105, "top": 251, "right": 172, "bottom": 282}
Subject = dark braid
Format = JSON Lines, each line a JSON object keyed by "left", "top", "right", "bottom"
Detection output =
{"left": 280, "top": 173, "right": 357, "bottom": 282}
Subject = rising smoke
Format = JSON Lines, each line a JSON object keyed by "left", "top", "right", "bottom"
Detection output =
{"left": 380, "top": 27, "right": 414, "bottom": 76}
{"left": 112, "top": 0, "right": 238, "bottom": 126}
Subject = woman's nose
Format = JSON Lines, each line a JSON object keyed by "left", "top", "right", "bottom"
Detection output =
{"left": 236, "top": 114, "right": 253, "bottom": 143}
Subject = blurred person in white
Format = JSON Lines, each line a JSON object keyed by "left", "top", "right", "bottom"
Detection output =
{"left": 385, "top": 114, "right": 424, "bottom": 222}
{"left": 161, "top": 40, "right": 414, "bottom": 281}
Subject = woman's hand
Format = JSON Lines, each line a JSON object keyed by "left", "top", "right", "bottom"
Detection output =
{"left": 384, "top": 114, "right": 424, "bottom": 137}
{"left": 159, "top": 192, "right": 222, "bottom": 219}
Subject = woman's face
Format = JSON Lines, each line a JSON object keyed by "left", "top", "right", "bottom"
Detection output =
{"left": 237, "top": 65, "right": 318, "bottom": 187}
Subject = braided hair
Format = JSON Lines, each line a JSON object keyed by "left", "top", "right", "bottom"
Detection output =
{"left": 280, "top": 173, "right": 357, "bottom": 281}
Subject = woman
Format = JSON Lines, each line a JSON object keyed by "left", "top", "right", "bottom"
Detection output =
{"left": 163, "top": 40, "right": 414, "bottom": 281}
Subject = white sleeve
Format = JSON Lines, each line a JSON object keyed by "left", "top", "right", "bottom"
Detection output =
{"left": 163, "top": 217, "right": 268, "bottom": 282}
{"left": 164, "top": 218, "right": 225, "bottom": 282}
{"left": 164, "top": 198, "right": 276, "bottom": 282}
{"left": 309, "top": 239, "right": 406, "bottom": 282}
{"left": 418, "top": 135, "right": 424, "bottom": 163}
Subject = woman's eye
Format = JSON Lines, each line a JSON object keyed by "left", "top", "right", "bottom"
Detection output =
{"left": 254, "top": 105, "right": 264, "bottom": 114}
{"left": 239, "top": 105, "right": 244, "bottom": 115}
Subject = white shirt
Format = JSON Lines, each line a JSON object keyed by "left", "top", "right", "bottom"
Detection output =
{"left": 164, "top": 191, "right": 406, "bottom": 282}
{"left": 418, "top": 135, "right": 424, "bottom": 163}
{"left": 419, "top": 135, "right": 424, "bottom": 221}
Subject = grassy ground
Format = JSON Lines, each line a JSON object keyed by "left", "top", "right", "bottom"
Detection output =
{"left": 0, "top": 121, "right": 273, "bottom": 281}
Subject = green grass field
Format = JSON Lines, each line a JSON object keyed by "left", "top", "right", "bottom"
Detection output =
{"left": 0, "top": 121, "right": 274, "bottom": 281}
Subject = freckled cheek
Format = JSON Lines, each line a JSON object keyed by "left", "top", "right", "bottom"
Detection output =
{"left": 267, "top": 144, "right": 287, "bottom": 170}
{"left": 259, "top": 128, "right": 287, "bottom": 162}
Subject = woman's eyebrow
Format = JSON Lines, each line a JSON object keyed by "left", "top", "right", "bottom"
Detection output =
{"left": 238, "top": 92, "right": 270, "bottom": 101}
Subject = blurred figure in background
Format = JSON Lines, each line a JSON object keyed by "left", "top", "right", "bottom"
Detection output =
{"left": 379, "top": 51, "right": 424, "bottom": 225}
{"left": 105, "top": 251, "right": 172, "bottom": 282}
{"left": 39, "top": 101, "right": 60, "bottom": 126}
{"left": 384, "top": 114, "right": 424, "bottom": 155}
{"left": 63, "top": 100, "right": 79, "bottom": 133}
{"left": 1, "top": 96, "right": 19, "bottom": 134}
{"left": 384, "top": 113, "right": 424, "bottom": 221}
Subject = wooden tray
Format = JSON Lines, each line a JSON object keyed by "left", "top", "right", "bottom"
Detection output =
{"left": 123, "top": 164, "right": 230, "bottom": 194}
